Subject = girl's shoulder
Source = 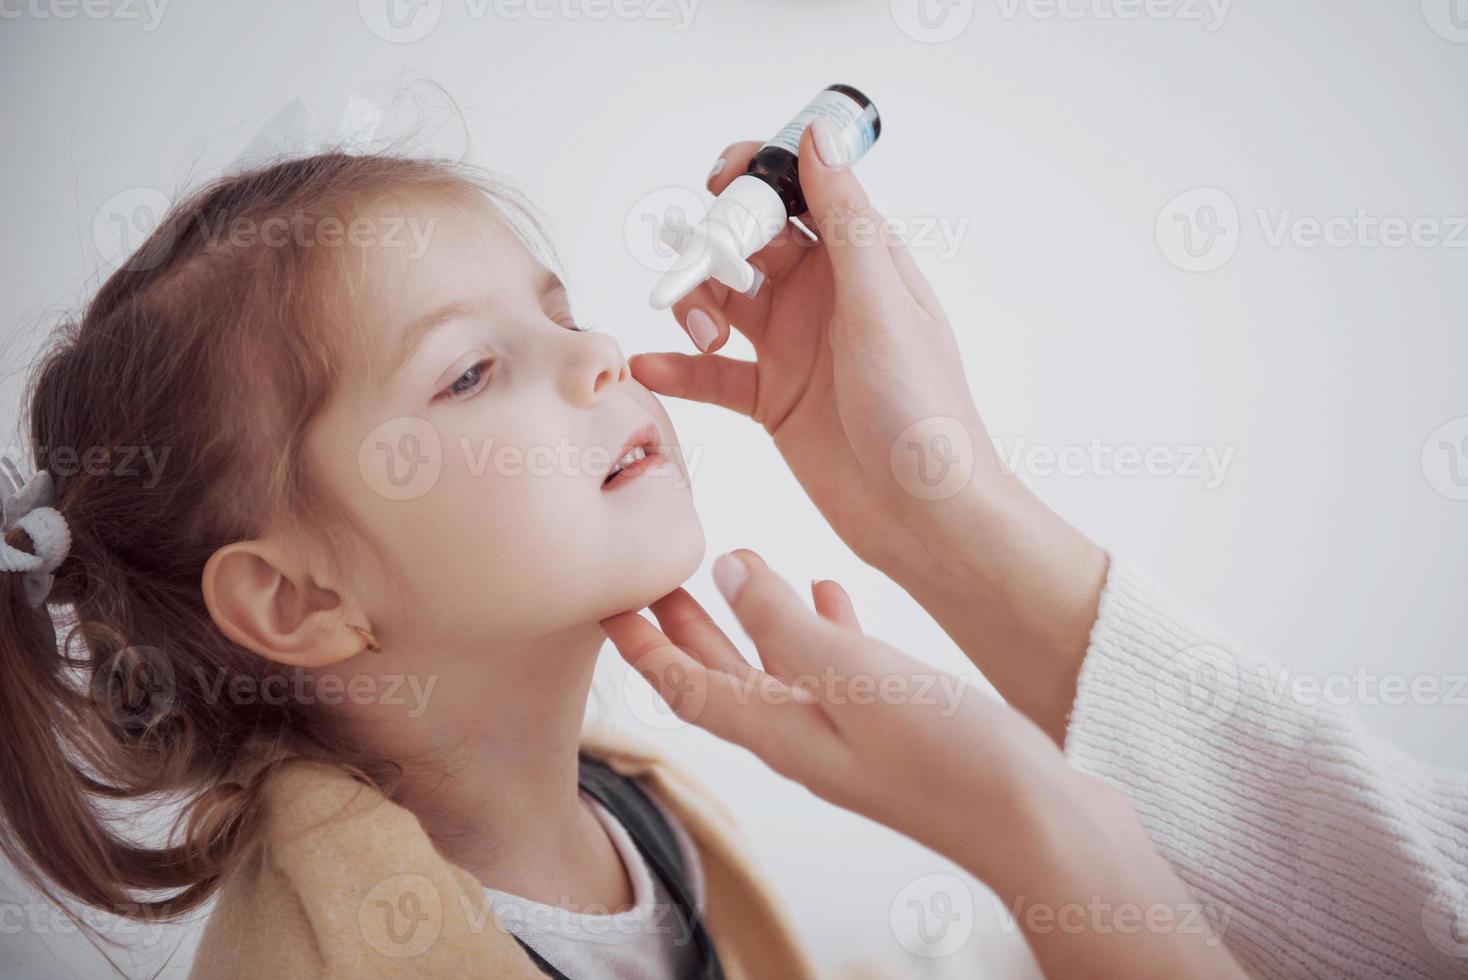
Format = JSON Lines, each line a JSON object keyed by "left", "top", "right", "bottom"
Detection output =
{"left": 191, "top": 758, "right": 530, "bottom": 979}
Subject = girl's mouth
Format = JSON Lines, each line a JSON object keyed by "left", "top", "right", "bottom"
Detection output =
{"left": 602, "top": 423, "right": 664, "bottom": 490}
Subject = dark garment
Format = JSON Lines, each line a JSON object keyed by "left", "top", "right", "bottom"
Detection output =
{"left": 511, "top": 753, "right": 727, "bottom": 980}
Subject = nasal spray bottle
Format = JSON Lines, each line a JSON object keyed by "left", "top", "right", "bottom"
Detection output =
{"left": 649, "top": 84, "right": 882, "bottom": 310}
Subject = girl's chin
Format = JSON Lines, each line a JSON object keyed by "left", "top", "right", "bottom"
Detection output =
{"left": 600, "top": 518, "right": 706, "bottom": 613}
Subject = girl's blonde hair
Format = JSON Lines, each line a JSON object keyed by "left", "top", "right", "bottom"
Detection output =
{"left": 0, "top": 152, "right": 552, "bottom": 931}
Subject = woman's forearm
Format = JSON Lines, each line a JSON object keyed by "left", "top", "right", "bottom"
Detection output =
{"left": 880, "top": 480, "right": 1108, "bottom": 745}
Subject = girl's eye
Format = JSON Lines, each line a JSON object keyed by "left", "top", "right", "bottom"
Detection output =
{"left": 438, "top": 359, "right": 493, "bottom": 402}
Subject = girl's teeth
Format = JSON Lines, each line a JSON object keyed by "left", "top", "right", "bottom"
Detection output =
{"left": 619, "top": 446, "right": 647, "bottom": 468}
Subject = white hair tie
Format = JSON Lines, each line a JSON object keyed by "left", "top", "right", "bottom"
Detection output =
{"left": 0, "top": 459, "right": 72, "bottom": 608}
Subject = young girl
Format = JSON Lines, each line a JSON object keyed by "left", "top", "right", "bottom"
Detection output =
{"left": 0, "top": 152, "right": 819, "bottom": 978}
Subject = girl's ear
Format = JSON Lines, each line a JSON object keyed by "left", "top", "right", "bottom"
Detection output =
{"left": 201, "top": 539, "right": 363, "bottom": 668}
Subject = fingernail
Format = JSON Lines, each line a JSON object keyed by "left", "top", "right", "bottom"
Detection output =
{"left": 741, "top": 264, "right": 765, "bottom": 300}
{"left": 713, "top": 553, "right": 748, "bottom": 604}
{"left": 811, "top": 117, "right": 851, "bottom": 171}
{"left": 705, "top": 156, "right": 726, "bottom": 187}
{"left": 686, "top": 308, "right": 718, "bottom": 352}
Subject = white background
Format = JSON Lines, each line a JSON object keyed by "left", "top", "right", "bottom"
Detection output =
{"left": 1, "top": 0, "right": 1465, "bottom": 976}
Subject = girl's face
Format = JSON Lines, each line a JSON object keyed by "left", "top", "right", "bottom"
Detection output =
{"left": 307, "top": 190, "right": 704, "bottom": 654}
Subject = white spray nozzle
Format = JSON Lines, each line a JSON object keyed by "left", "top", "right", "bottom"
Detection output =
{"left": 649, "top": 174, "right": 787, "bottom": 310}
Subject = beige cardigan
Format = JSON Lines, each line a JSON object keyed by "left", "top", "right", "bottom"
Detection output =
{"left": 189, "top": 723, "right": 826, "bottom": 979}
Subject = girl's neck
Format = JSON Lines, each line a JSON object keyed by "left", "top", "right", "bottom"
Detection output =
{"left": 339, "top": 621, "right": 634, "bottom": 911}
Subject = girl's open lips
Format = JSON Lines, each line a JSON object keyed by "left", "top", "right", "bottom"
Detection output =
{"left": 601, "top": 422, "right": 664, "bottom": 490}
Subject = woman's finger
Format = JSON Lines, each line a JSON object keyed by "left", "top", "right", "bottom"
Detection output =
{"left": 628, "top": 351, "right": 758, "bottom": 417}
{"left": 793, "top": 124, "right": 907, "bottom": 316}
{"left": 600, "top": 609, "right": 816, "bottom": 759}
{"left": 647, "top": 588, "right": 756, "bottom": 679}
{"left": 811, "top": 579, "right": 862, "bottom": 635}
{"left": 711, "top": 550, "right": 848, "bottom": 679}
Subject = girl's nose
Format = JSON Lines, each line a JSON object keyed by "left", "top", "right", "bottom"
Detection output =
{"left": 560, "top": 330, "right": 631, "bottom": 406}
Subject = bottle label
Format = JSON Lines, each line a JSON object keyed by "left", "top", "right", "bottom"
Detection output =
{"left": 765, "top": 88, "right": 877, "bottom": 162}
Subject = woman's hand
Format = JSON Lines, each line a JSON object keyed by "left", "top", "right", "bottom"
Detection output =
{"left": 633, "top": 132, "right": 1108, "bottom": 743}
{"left": 634, "top": 125, "right": 989, "bottom": 574}
{"left": 601, "top": 550, "right": 1243, "bottom": 979}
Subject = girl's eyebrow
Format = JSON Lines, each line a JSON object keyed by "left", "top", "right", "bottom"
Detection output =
{"left": 387, "top": 269, "right": 567, "bottom": 385}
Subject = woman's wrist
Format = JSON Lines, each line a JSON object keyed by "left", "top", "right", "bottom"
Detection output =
{"left": 969, "top": 773, "right": 1241, "bottom": 977}
{"left": 876, "top": 477, "right": 1108, "bottom": 744}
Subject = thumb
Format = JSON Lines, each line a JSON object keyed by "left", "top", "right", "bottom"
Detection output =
{"left": 796, "top": 120, "right": 905, "bottom": 306}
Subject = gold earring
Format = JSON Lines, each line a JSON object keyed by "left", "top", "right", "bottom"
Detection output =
{"left": 346, "top": 623, "right": 381, "bottom": 653}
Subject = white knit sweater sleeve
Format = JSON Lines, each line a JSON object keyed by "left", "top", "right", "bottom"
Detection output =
{"left": 1063, "top": 554, "right": 1468, "bottom": 979}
